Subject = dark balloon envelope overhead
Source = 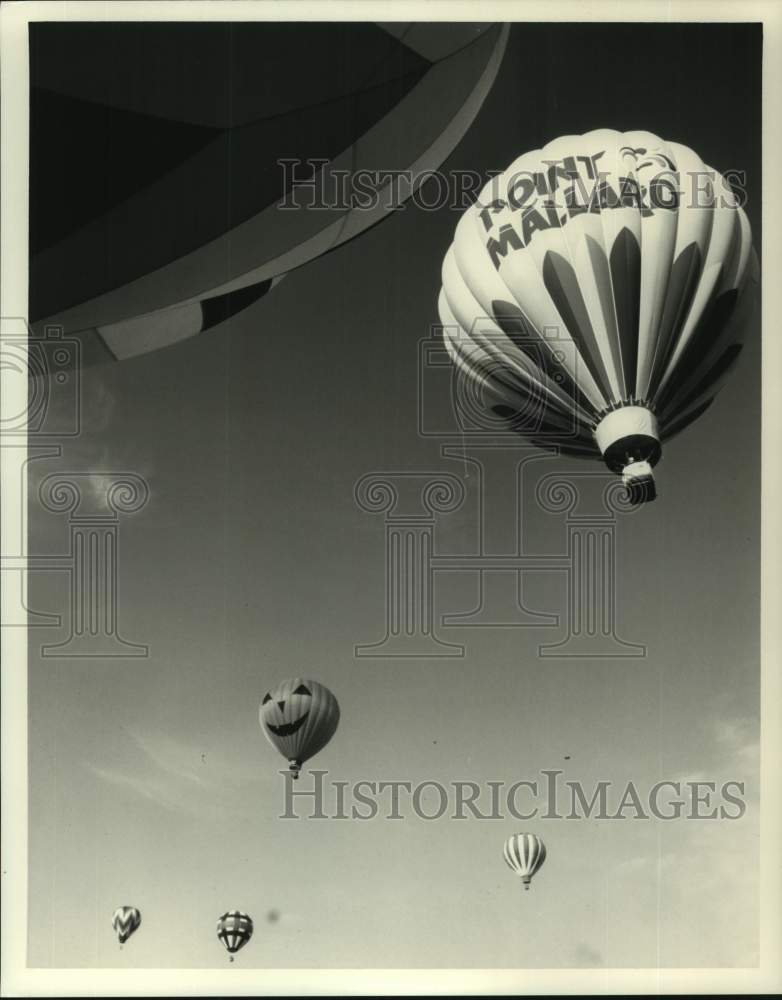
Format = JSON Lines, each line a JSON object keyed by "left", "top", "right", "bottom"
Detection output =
{"left": 29, "top": 21, "right": 509, "bottom": 365}
{"left": 439, "top": 128, "right": 758, "bottom": 504}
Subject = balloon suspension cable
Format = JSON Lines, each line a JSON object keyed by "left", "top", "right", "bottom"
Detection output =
{"left": 459, "top": 423, "right": 469, "bottom": 480}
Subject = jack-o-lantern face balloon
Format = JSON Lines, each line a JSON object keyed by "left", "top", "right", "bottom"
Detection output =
{"left": 259, "top": 678, "right": 340, "bottom": 778}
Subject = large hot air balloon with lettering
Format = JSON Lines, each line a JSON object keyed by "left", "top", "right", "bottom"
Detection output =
{"left": 111, "top": 905, "right": 141, "bottom": 947}
{"left": 259, "top": 678, "right": 340, "bottom": 779}
{"left": 439, "top": 129, "right": 758, "bottom": 504}
{"left": 503, "top": 833, "right": 546, "bottom": 890}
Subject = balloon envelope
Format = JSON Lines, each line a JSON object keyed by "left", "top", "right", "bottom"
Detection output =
{"left": 439, "top": 128, "right": 758, "bottom": 503}
{"left": 503, "top": 833, "right": 546, "bottom": 889}
{"left": 216, "top": 911, "right": 254, "bottom": 956}
{"left": 111, "top": 905, "right": 141, "bottom": 945}
{"left": 259, "top": 678, "right": 340, "bottom": 778}
{"left": 29, "top": 21, "right": 508, "bottom": 365}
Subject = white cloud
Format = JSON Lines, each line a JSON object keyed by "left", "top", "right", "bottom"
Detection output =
{"left": 84, "top": 728, "right": 271, "bottom": 821}
{"left": 84, "top": 762, "right": 186, "bottom": 814}
{"left": 712, "top": 715, "right": 760, "bottom": 775}
{"left": 604, "top": 706, "right": 759, "bottom": 967}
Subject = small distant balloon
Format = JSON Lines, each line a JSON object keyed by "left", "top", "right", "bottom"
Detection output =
{"left": 503, "top": 833, "right": 547, "bottom": 891}
{"left": 217, "top": 911, "right": 253, "bottom": 961}
{"left": 259, "top": 678, "right": 340, "bottom": 779}
{"left": 111, "top": 905, "right": 141, "bottom": 946}
{"left": 266, "top": 909, "right": 280, "bottom": 924}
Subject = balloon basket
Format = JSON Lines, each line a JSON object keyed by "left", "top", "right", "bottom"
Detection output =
{"left": 624, "top": 472, "right": 657, "bottom": 505}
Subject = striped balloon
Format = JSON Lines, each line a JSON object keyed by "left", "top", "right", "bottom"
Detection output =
{"left": 259, "top": 678, "right": 340, "bottom": 779}
{"left": 503, "top": 833, "right": 547, "bottom": 890}
{"left": 439, "top": 128, "right": 758, "bottom": 504}
{"left": 217, "top": 911, "right": 253, "bottom": 960}
{"left": 111, "top": 905, "right": 141, "bottom": 946}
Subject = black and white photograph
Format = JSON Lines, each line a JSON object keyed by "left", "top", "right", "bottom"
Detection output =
{"left": 1, "top": 1, "right": 781, "bottom": 995}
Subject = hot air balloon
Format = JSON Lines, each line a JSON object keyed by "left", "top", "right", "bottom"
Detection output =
{"left": 503, "top": 833, "right": 546, "bottom": 890}
{"left": 439, "top": 128, "right": 758, "bottom": 504}
{"left": 216, "top": 910, "right": 253, "bottom": 961}
{"left": 111, "top": 905, "right": 141, "bottom": 947}
{"left": 259, "top": 678, "right": 340, "bottom": 779}
{"left": 29, "top": 21, "right": 508, "bottom": 366}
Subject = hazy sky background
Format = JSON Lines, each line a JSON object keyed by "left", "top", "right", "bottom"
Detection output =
{"left": 27, "top": 22, "right": 761, "bottom": 969}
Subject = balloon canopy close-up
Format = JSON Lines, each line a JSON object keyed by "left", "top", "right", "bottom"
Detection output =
{"left": 29, "top": 21, "right": 508, "bottom": 366}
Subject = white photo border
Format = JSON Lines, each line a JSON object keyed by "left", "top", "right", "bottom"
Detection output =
{"left": 2, "top": 1, "right": 780, "bottom": 995}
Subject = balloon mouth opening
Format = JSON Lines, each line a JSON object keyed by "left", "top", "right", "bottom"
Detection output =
{"left": 594, "top": 406, "right": 661, "bottom": 506}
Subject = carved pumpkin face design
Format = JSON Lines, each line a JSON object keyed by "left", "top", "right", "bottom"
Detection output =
{"left": 258, "top": 678, "right": 340, "bottom": 773}
{"left": 261, "top": 681, "right": 312, "bottom": 738}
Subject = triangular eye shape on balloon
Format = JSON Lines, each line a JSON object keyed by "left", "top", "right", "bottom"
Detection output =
{"left": 259, "top": 678, "right": 340, "bottom": 779}
{"left": 439, "top": 128, "right": 759, "bottom": 504}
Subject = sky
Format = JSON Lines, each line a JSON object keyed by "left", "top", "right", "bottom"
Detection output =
{"left": 25, "top": 22, "right": 761, "bottom": 969}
